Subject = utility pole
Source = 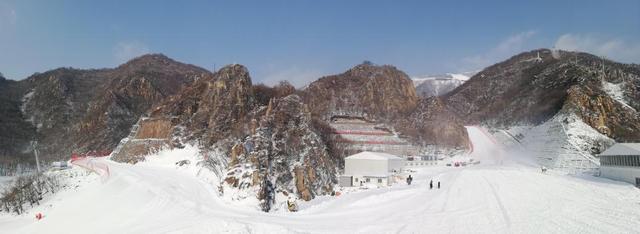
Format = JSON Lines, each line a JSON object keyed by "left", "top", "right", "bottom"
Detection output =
{"left": 602, "top": 56, "right": 605, "bottom": 75}
{"left": 31, "top": 141, "right": 41, "bottom": 173}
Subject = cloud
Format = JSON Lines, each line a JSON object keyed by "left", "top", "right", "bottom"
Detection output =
{"left": 461, "top": 30, "right": 537, "bottom": 70}
{"left": 554, "top": 34, "right": 640, "bottom": 63}
{"left": 113, "top": 41, "right": 150, "bottom": 64}
{"left": 261, "top": 66, "right": 325, "bottom": 88}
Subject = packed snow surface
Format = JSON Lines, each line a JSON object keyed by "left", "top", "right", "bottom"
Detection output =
{"left": 1, "top": 127, "right": 640, "bottom": 233}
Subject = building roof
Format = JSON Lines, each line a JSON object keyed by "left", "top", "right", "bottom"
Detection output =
{"left": 345, "top": 151, "right": 402, "bottom": 161}
{"left": 599, "top": 143, "right": 640, "bottom": 156}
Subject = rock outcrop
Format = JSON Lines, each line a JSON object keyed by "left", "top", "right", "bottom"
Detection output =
{"left": 113, "top": 65, "right": 339, "bottom": 211}
{"left": 563, "top": 84, "right": 640, "bottom": 142}
{"left": 113, "top": 64, "right": 254, "bottom": 162}
{"left": 225, "top": 95, "right": 338, "bottom": 204}
{"left": 304, "top": 62, "right": 418, "bottom": 120}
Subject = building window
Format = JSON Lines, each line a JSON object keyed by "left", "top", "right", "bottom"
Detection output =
{"left": 378, "top": 178, "right": 382, "bottom": 183}
{"left": 366, "top": 178, "right": 370, "bottom": 182}
{"left": 355, "top": 178, "right": 358, "bottom": 182}
{"left": 602, "top": 155, "right": 640, "bottom": 167}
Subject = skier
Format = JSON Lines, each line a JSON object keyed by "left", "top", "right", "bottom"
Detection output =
{"left": 406, "top": 175, "right": 413, "bottom": 185}
{"left": 437, "top": 181, "right": 440, "bottom": 189}
{"left": 429, "top": 179, "right": 433, "bottom": 189}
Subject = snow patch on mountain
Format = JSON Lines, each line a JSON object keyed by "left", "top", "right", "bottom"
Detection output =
{"left": 20, "top": 89, "right": 36, "bottom": 127}
{"left": 601, "top": 80, "right": 636, "bottom": 112}
{"left": 412, "top": 72, "right": 475, "bottom": 97}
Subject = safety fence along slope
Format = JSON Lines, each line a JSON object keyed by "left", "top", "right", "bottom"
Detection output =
{"left": 71, "top": 157, "right": 111, "bottom": 182}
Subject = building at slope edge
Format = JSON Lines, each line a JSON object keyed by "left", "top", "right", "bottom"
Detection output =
{"left": 339, "top": 151, "right": 404, "bottom": 187}
{"left": 599, "top": 143, "right": 640, "bottom": 187}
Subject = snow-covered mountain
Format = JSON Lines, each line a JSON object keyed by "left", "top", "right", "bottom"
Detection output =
{"left": 412, "top": 72, "right": 475, "bottom": 97}
{"left": 444, "top": 49, "right": 640, "bottom": 173}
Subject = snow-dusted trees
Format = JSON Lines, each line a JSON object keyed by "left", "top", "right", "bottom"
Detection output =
{"left": 0, "top": 173, "right": 61, "bottom": 214}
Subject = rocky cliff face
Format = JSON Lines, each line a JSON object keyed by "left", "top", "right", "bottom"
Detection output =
{"left": 7, "top": 54, "right": 209, "bottom": 162}
{"left": 563, "top": 83, "right": 640, "bottom": 142}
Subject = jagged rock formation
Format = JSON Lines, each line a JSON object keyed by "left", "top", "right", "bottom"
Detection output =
{"left": 226, "top": 95, "right": 338, "bottom": 203}
{"left": 2, "top": 54, "right": 209, "bottom": 162}
{"left": 113, "top": 65, "right": 339, "bottom": 210}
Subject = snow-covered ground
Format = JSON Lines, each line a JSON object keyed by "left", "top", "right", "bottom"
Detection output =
{"left": 1, "top": 127, "right": 639, "bottom": 233}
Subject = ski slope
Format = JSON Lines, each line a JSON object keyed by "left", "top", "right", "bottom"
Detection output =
{"left": 1, "top": 127, "right": 640, "bottom": 233}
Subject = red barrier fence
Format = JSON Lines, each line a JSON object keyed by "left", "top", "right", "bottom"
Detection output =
{"left": 332, "top": 130, "right": 391, "bottom": 136}
{"left": 71, "top": 150, "right": 112, "bottom": 162}
{"left": 334, "top": 139, "right": 409, "bottom": 145}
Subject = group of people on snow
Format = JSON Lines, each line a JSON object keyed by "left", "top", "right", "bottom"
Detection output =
{"left": 406, "top": 175, "right": 441, "bottom": 189}
{"left": 429, "top": 179, "right": 440, "bottom": 189}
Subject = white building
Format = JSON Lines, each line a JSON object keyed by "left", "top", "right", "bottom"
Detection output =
{"left": 599, "top": 143, "right": 640, "bottom": 187}
{"left": 339, "top": 151, "right": 404, "bottom": 187}
{"left": 404, "top": 155, "right": 439, "bottom": 167}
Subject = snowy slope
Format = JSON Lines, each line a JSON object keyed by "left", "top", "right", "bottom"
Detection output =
{"left": 1, "top": 126, "right": 639, "bottom": 233}
{"left": 498, "top": 113, "right": 614, "bottom": 174}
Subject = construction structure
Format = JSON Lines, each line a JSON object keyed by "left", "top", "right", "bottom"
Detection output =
{"left": 329, "top": 115, "right": 419, "bottom": 157}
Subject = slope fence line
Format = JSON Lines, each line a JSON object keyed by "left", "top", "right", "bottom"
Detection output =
{"left": 71, "top": 157, "right": 111, "bottom": 182}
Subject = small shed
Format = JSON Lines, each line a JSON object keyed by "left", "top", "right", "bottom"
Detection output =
{"left": 51, "top": 161, "right": 69, "bottom": 170}
{"left": 340, "top": 151, "right": 404, "bottom": 187}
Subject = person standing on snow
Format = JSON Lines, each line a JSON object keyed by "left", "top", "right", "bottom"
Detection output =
{"left": 406, "top": 175, "right": 413, "bottom": 185}
{"left": 429, "top": 179, "right": 433, "bottom": 189}
{"left": 437, "top": 181, "right": 440, "bottom": 189}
